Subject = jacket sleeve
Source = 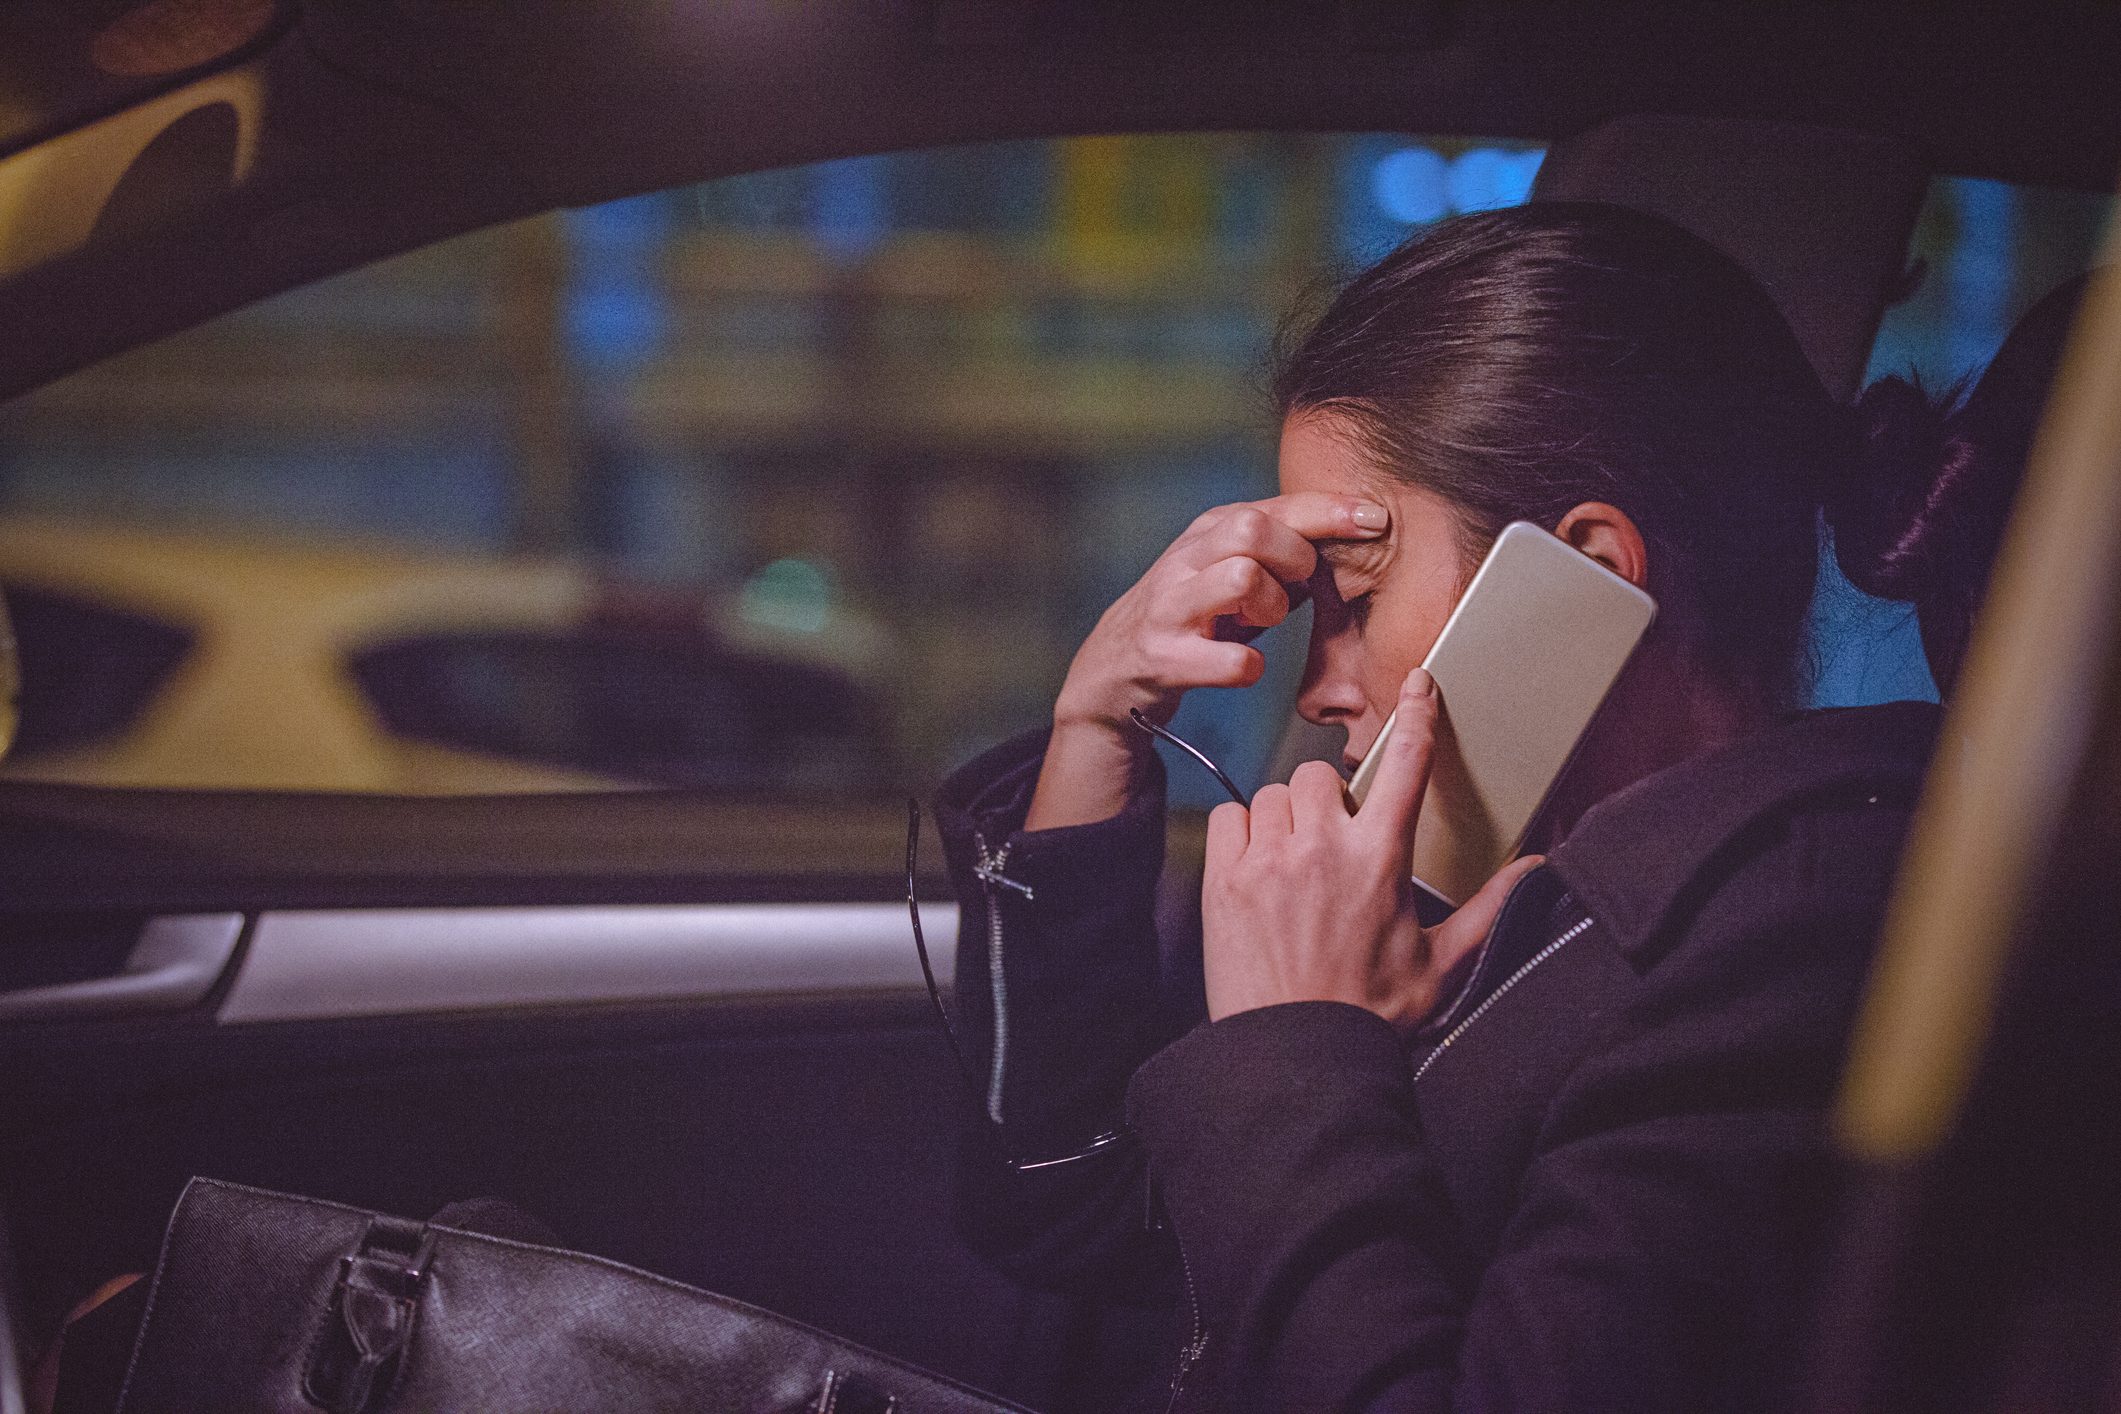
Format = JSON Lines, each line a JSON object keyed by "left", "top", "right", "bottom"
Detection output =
{"left": 1124, "top": 845, "right": 1878, "bottom": 1412}
{"left": 932, "top": 730, "right": 1195, "bottom": 1292}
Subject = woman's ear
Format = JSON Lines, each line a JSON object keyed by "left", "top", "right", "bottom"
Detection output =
{"left": 1553, "top": 502, "right": 1650, "bottom": 589}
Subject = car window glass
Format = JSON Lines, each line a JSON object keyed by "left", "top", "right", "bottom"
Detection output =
{"left": 0, "top": 139, "right": 2099, "bottom": 800}
{"left": 0, "top": 134, "right": 1547, "bottom": 802}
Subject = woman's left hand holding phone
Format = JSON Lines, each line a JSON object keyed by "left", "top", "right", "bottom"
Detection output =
{"left": 1201, "top": 666, "right": 1544, "bottom": 1028}
{"left": 1026, "top": 495, "right": 1388, "bottom": 832}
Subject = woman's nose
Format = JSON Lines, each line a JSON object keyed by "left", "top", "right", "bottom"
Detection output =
{"left": 1296, "top": 629, "right": 1368, "bottom": 727}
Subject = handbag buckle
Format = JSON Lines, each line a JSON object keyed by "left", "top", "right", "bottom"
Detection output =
{"left": 302, "top": 1215, "right": 437, "bottom": 1414}
{"left": 815, "top": 1368, "right": 900, "bottom": 1414}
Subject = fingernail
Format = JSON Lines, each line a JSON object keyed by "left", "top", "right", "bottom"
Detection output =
{"left": 1405, "top": 667, "right": 1434, "bottom": 697}
{"left": 1350, "top": 502, "right": 1388, "bottom": 532}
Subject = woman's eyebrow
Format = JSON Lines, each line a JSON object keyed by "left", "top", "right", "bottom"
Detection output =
{"left": 1316, "top": 541, "right": 1360, "bottom": 569}
{"left": 1317, "top": 539, "right": 1388, "bottom": 574}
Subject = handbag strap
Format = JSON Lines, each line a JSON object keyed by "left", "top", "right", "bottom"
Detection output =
{"left": 301, "top": 1214, "right": 437, "bottom": 1414}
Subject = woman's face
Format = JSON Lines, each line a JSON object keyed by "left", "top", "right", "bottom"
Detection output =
{"left": 1278, "top": 411, "right": 1474, "bottom": 769}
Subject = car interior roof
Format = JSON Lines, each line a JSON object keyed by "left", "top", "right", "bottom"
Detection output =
{"left": 2, "top": 0, "right": 2119, "bottom": 401}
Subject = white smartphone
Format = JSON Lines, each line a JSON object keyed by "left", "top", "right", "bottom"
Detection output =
{"left": 1344, "top": 521, "right": 1657, "bottom": 907}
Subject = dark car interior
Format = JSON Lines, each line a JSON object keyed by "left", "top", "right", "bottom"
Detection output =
{"left": 3, "top": 3, "right": 2120, "bottom": 1410}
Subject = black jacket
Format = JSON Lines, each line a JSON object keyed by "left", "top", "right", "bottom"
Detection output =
{"left": 934, "top": 702, "right": 1940, "bottom": 1413}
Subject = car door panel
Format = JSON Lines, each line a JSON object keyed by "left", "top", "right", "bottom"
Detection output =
{"left": 0, "top": 786, "right": 1173, "bottom": 1409}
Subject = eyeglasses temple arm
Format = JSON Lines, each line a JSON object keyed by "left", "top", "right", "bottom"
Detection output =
{"left": 1126, "top": 707, "right": 1250, "bottom": 807}
{"left": 905, "top": 799, "right": 987, "bottom": 1103}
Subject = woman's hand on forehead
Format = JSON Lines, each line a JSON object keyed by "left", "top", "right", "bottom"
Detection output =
{"left": 1028, "top": 492, "right": 1387, "bottom": 831}
{"left": 1171, "top": 493, "right": 1390, "bottom": 590}
{"left": 1239, "top": 492, "right": 1390, "bottom": 548}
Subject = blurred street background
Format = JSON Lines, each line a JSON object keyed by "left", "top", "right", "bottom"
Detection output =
{"left": 0, "top": 133, "right": 2107, "bottom": 803}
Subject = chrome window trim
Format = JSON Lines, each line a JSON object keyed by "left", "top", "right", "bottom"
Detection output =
{"left": 218, "top": 902, "right": 957, "bottom": 1024}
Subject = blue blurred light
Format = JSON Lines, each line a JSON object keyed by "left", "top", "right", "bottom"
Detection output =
{"left": 564, "top": 194, "right": 672, "bottom": 369}
{"left": 812, "top": 154, "right": 890, "bottom": 262}
{"left": 1371, "top": 147, "right": 1450, "bottom": 226}
{"left": 1806, "top": 531, "right": 1938, "bottom": 708}
{"left": 739, "top": 557, "right": 834, "bottom": 634}
{"left": 1448, "top": 148, "right": 1542, "bottom": 214}
{"left": 566, "top": 287, "right": 666, "bottom": 369}
{"left": 1944, "top": 178, "right": 2018, "bottom": 383}
{"left": 568, "top": 191, "right": 672, "bottom": 248}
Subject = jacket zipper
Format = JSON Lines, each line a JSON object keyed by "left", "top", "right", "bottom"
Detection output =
{"left": 1164, "top": 1233, "right": 1208, "bottom": 1413}
{"left": 1411, "top": 914, "right": 1594, "bottom": 1085}
{"left": 970, "top": 831, "right": 1030, "bottom": 1124}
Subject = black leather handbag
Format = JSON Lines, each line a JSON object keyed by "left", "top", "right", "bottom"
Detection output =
{"left": 107, "top": 1177, "right": 1032, "bottom": 1413}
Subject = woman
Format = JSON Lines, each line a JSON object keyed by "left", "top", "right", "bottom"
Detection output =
{"left": 932, "top": 204, "right": 2020, "bottom": 1412}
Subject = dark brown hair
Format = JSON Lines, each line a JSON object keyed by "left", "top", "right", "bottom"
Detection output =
{"left": 1830, "top": 274, "right": 2089, "bottom": 695}
{"left": 1272, "top": 202, "right": 1847, "bottom": 707}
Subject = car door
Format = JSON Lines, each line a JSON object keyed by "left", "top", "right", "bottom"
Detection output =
{"left": 0, "top": 783, "right": 1106, "bottom": 1399}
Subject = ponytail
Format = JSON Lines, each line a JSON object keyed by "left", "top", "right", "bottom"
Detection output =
{"left": 1831, "top": 373, "right": 1973, "bottom": 606}
{"left": 1828, "top": 274, "right": 2091, "bottom": 694}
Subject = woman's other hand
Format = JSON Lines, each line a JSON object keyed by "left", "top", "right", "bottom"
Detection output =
{"left": 1027, "top": 494, "right": 1387, "bottom": 831}
{"left": 1201, "top": 666, "right": 1544, "bottom": 1028}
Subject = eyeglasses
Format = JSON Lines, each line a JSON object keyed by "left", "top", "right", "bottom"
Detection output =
{"left": 904, "top": 711, "right": 1248, "bottom": 1173}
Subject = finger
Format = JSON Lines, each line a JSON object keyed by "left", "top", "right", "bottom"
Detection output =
{"left": 1358, "top": 667, "right": 1439, "bottom": 844}
{"left": 1171, "top": 494, "right": 1385, "bottom": 573}
{"left": 1167, "top": 555, "right": 1291, "bottom": 630}
{"left": 1246, "top": 491, "right": 1390, "bottom": 544}
{"left": 1181, "top": 505, "right": 1323, "bottom": 585}
{"left": 1430, "top": 854, "right": 1547, "bottom": 967}
{"left": 1150, "top": 636, "right": 1266, "bottom": 689}
{"left": 1206, "top": 800, "right": 1250, "bottom": 870}
{"left": 1289, "top": 758, "right": 1352, "bottom": 826}
{"left": 1249, "top": 782, "right": 1294, "bottom": 840}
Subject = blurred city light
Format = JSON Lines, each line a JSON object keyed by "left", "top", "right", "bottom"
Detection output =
{"left": 565, "top": 194, "right": 669, "bottom": 369}
{"left": 1943, "top": 179, "right": 2017, "bottom": 382}
{"left": 739, "top": 557, "right": 833, "bottom": 635}
{"left": 1370, "top": 145, "right": 1543, "bottom": 228}
{"left": 1371, "top": 146, "right": 1450, "bottom": 225}
{"left": 1448, "top": 147, "right": 1542, "bottom": 213}
{"left": 812, "top": 154, "right": 890, "bottom": 262}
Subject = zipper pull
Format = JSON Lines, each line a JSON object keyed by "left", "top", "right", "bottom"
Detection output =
{"left": 971, "top": 831, "right": 1033, "bottom": 898}
{"left": 973, "top": 863, "right": 1034, "bottom": 899}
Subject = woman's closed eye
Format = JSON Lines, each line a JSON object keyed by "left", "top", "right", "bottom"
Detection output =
{"left": 1311, "top": 540, "right": 1390, "bottom": 628}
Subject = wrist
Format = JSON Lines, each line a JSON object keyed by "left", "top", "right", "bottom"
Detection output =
{"left": 1051, "top": 708, "right": 1164, "bottom": 774}
{"left": 1029, "top": 714, "right": 1157, "bottom": 832}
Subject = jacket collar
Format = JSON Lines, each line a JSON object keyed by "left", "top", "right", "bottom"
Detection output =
{"left": 1546, "top": 700, "right": 1943, "bottom": 962}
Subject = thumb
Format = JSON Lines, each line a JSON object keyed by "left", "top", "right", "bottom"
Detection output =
{"left": 1429, "top": 853, "right": 1547, "bottom": 968}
